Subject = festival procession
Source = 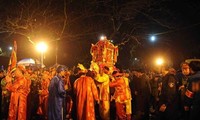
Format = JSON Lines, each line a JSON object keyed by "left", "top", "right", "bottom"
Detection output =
{"left": 0, "top": 36, "right": 200, "bottom": 120}
{"left": 1, "top": 0, "right": 200, "bottom": 120}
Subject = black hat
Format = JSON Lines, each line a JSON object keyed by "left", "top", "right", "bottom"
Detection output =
{"left": 189, "top": 61, "right": 200, "bottom": 72}
{"left": 56, "top": 65, "right": 66, "bottom": 73}
{"left": 112, "top": 71, "right": 123, "bottom": 77}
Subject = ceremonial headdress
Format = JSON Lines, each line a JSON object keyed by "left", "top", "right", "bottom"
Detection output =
{"left": 77, "top": 63, "right": 88, "bottom": 73}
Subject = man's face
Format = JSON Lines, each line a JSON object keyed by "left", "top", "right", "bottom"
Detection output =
{"left": 154, "top": 77, "right": 159, "bottom": 81}
{"left": 0, "top": 72, "right": 4, "bottom": 78}
{"left": 113, "top": 74, "right": 121, "bottom": 80}
{"left": 60, "top": 70, "right": 66, "bottom": 77}
{"left": 103, "top": 68, "right": 109, "bottom": 74}
{"left": 13, "top": 68, "right": 22, "bottom": 78}
{"left": 42, "top": 73, "right": 49, "bottom": 80}
{"left": 182, "top": 64, "right": 190, "bottom": 75}
{"left": 132, "top": 71, "right": 138, "bottom": 76}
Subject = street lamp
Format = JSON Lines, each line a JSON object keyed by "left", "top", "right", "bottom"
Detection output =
{"left": 150, "top": 35, "right": 156, "bottom": 42}
{"left": 8, "top": 46, "right": 13, "bottom": 50}
{"left": 100, "top": 35, "right": 106, "bottom": 40}
{"left": 156, "top": 58, "right": 164, "bottom": 66}
{"left": 155, "top": 58, "right": 164, "bottom": 73}
{"left": 36, "top": 42, "right": 47, "bottom": 68}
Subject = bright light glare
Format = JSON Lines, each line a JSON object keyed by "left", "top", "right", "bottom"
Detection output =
{"left": 9, "top": 46, "right": 13, "bottom": 50}
{"left": 36, "top": 42, "right": 47, "bottom": 53}
{"left": 100, "top": 36, "right": 106, "bottom": 40}
{"left": 156, "top": 58, "right": 164, "bottom": 65}
{"left": 150, "top": 36, "right": 156, "bottom": 42}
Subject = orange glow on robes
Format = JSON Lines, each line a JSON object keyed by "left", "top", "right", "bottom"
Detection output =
{"left": 74, "top": 75, "right": 99, "bottom": 120}
{"left": 37, "top": 77, "right": 50, "bottom": 118}
{"left": 6, "top": 76, "right": 30, "bottom": 120}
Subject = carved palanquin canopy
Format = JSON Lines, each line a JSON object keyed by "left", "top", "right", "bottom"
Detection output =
{"left": 90, "top": 38, "right": 118, "bottom": 67}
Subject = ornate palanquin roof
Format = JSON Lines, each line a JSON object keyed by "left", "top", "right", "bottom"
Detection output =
{"left": 90, "top": 38, "right": 118, "bottom": 67}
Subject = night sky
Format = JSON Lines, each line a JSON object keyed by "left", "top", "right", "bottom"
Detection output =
{"left": 0, "top": 0, "right": 200, "bottom": 70}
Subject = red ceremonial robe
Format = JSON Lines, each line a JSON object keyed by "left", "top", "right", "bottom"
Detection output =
{"left": 74, "top": 75, "right": 99, "bottom": 120}
{"left": 6, "top": 76, "right": 30, "bottom": 120}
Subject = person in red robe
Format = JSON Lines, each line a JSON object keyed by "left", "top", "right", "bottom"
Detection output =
{"left": 110, "top": 71, "right": 128, "bottom": 120}
{"left": 63, "top": 71, "right": 73, "bottom": 119}
{"left": 5, "top": 65, "right": 30, "bottom": 120}
{"left": 73, "top": 70, "right": 99, "bottom": 120}
{"left": 37, "top": 72, "right": 50, "bottom": 119}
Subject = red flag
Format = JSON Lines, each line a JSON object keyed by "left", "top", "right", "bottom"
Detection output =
{"left": 7, "top": 40, "right": 17, "bottom": 74}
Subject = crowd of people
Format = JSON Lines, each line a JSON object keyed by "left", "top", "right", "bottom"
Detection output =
{"left": 0, "top": 60, "right": 200, "bottom": 120}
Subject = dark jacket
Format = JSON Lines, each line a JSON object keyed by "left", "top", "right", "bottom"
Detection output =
{"left": 159, "top": 73, "right": 180, "bottom": 120}
{"left": 184, "top": 71, "right": 200, "bottom": 120}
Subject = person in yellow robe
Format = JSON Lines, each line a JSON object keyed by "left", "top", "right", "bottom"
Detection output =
{"left": 95, "top": 66, "right": 111, "bottom": 120}
{"left": 123, "top": 74, "right": 132, "bottom": 120}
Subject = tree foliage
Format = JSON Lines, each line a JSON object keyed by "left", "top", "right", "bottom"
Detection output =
{"left": 0, "top": 0, "right": 199, "bottom": 67}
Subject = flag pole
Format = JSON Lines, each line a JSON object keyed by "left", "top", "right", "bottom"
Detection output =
{"left": 7, "top": 40, "right": 17, "bottom": 74}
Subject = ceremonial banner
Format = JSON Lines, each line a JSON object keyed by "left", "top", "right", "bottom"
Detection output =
{"left": 7, "top": 40, "right": 17, "bottom": 74}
